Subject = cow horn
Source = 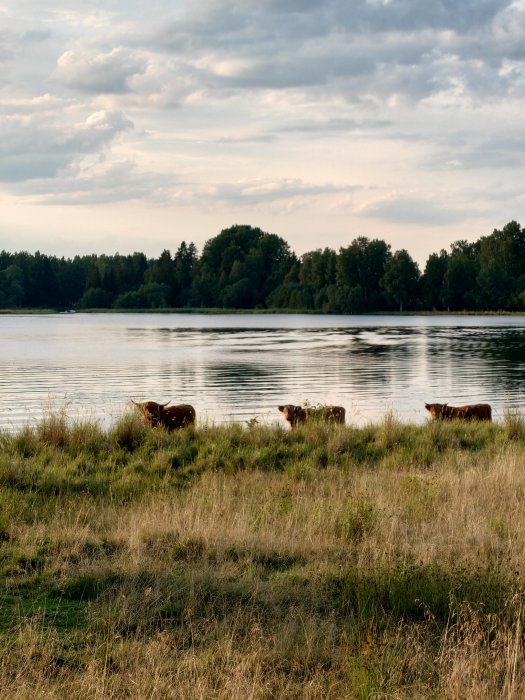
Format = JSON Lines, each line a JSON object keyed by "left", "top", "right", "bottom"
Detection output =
{"left": 130, "top": 399, "right": 140, "bottom": 406}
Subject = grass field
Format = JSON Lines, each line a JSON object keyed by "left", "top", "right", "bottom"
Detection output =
{"left": 1, "top": 408, "right": 525, "bottom": 698}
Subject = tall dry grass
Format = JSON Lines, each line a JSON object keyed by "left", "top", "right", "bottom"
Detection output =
{"left": 1, "top": 411, "right": 525, "bottom": 697}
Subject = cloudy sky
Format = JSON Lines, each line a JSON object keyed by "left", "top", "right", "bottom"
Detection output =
{"left": 1, "top": 0, "right": 524, "bottom": 265}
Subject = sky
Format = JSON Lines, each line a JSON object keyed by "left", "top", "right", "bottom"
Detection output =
{"left": 0, "top": 0, "right": 524, "bottom": 267}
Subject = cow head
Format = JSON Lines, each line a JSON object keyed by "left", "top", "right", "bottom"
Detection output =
{"left": 278, "top": 404, "right": 306, "bottom": 426}
{"left": 131, "top": 399, "right": 170, "bottom": 426}
{"left": 425, "top": 402, "right": 447, "bottom": 419}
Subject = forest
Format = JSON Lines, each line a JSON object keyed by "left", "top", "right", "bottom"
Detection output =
{"left": 0, "top": 220, "right": 524, "bottom": 312}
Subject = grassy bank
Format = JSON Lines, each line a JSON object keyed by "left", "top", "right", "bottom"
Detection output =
{"left": 2, "top": 411, "right": 525, "bottom": 698}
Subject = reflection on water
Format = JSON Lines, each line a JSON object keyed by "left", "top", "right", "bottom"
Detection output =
{"left": 0, "top": 313, "right": 524, "bottom": 430}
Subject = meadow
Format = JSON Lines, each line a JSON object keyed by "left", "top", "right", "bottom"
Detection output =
{"left": 1, "top": 409, "right": 525, "bottom": 698}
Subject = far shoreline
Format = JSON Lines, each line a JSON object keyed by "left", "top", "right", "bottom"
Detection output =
{"left": 1, "top": 307, "right": 525, "bottom": 317}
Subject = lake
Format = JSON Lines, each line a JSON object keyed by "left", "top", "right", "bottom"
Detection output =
{"left": 0, "top": 313, "right": 524, "bottom": 431}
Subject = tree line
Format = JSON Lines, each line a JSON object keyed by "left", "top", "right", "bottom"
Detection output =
{"left": 0, "top": 221, "right": 524, "bottom": 312}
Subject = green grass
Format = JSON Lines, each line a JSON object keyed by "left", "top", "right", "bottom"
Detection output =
{"left": 1, "top": 412, "right": 525, "bottom": 697}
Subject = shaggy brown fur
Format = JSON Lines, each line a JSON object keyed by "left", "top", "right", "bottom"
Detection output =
{"left": 278, "top": 404, "right": 346, "bottom": 428}
{"left": 132, "top": 400, "right": 196, "bottom": 430}
{"left": 425, "top": 402, "right": 492, "bottom": 422}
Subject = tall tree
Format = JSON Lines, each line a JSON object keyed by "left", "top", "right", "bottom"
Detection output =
{"left": 380, "top": 249, "right": 420, "bottom": 312}
{"left": 144, "top": 249, "right": 175, "bottom": 304}
{"left": 266, "top": 261, "right": 304, "bottom": 309}
{"left": 335, "top": 237, "right": 391, "bottom": 312}
{"left": 55, "top": 256, "right": 86, "bottom": 307}
{"left": 441, "top": 241, "right": 480, "bottom": 311}
{"left": 477, "top": 221, "right": 525, "bottom": 309}
{"left": 174, "top": 241, "right": 198, "bottom": 306}
{"left": 299, "top": 248, "right": 337, "bottom": 310}
{"left": 421, "top": 250, "right": 448, "bottom": 310}
{"left": 193, "top": 225, "right": 294, "bottom": 308}
{"left": 24, "top": 252, "right": 62, "bottom": 308}
{"left": 0, "top": 264, "right": 24, "bottom": 308}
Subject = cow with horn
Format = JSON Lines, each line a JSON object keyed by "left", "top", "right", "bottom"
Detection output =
{"left": 131, "top": 400, "right": 196, "bottom": 430}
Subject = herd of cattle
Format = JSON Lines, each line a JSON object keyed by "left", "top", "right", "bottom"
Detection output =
{"left": 131, "top": 399, "right": 493, "bottom": 431}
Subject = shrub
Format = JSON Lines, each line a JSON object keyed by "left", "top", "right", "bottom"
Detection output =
{"left": 503, "top": 407, "right": 525, "bottom": 441}
{"left": 110, "top": 412, "right": 147, "bottom": 451}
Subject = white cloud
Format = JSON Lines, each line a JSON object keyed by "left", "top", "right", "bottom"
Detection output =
{"left": 0, "top": 0, "right": 522, "bottom": 259}
{"left": 15, "top": 159, "right": 175, "bottom": 205}
{"left": 55, "top": 47, "right": 147, "bottom": 94}
{"left": 0, "top": 105, "right": 133, "bottom": 181}
{"left": 356, "top": 194, "right": 470, "bottom": 226}
{"left": 198, "top": 178, "right": 358, "bottom": 205}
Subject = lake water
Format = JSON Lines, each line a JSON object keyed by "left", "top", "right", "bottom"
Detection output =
{"left": 0, "top": 313, "right": 524, "bottom": 431}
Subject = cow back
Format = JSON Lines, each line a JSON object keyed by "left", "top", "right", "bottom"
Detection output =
{"left": 454, "top": 403, "right": 492, "bottom": 421}
{"left": 323, "top": 406, "right": 346, "bottom": 423}
{"left": 279, "top": 404, "right": 345, "bottom": 427}
{"left": 425, "top": 402, "right": 491, "bottom": 422}
{"left": 161, "top": 404, "right": 196, "bottom": 430}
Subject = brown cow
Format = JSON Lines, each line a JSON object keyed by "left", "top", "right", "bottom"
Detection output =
{"left": 131, "top": 400, "right": 196, "bottom": 430}
{"left": 278, "top": 404, "right": 346, "bottom": 428}
{"left": 424, "top": 402, "right": 492, "bottom": 422}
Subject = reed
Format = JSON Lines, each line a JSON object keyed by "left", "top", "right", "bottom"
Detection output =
{"left": 1, "top": 411, "right": 525, "bottom": 697}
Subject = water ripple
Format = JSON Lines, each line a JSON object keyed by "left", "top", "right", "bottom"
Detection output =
{"left": 0, "top": 313, "right": 524, "bottom": 430}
